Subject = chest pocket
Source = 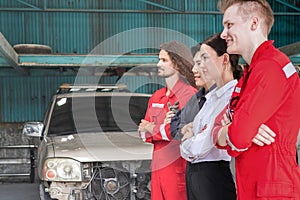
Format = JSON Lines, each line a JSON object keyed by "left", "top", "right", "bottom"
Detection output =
{"left": 149, "top": 103, "right": 166, "bottom": 125}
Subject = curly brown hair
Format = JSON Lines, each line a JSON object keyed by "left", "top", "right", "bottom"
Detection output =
{"left": 167, "top": 51, "right": 197, "bottom": 88}
{"left": 160, "top": 40, "right": 197, "bottom": 88}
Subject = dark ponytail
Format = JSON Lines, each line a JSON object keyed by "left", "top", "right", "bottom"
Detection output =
{"left": 202, "top": 32, "right": 243, "bottom": 80}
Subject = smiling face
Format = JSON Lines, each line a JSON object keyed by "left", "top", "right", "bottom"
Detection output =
{"left": 198, "top": 44, "right": 224, "bottom": 82}
{"left": 156, "top": 49, "right": 178, "bottom": 78}
{"left": 192, "top": 51, "right": 207, "bottom": 87}
{"left": 220, "top": 4, "right": 251, "bottom": 56}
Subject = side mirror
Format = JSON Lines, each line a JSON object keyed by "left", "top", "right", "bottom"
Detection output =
{"left": 23, "top": 122, "right": 44, "bottom": 137}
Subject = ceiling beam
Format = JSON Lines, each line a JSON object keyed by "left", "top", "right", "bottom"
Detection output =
{"left": 0, "top": 32, "right": 28, "bottom": 75}
{"left": 0, "top": 53, "right": 298, "bottom": 69}
{"left": 138, "top": 0, "right": 178, "bottom": 12}
{"left": 0, "top": 7, "right": 299, "bottom": 15}
{"left": 275, "top": 0, "right": 300, "bottom": 12}
{"left": 17, "top": 54, "right": 159, "bottom": 68}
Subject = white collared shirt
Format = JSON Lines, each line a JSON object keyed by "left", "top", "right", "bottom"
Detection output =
{"left": 180, "top": 79, "right": 237, "bottom": 163}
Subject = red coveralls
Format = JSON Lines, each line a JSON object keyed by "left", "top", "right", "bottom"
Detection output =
{"left": 141, "top": 78, "right": 197, "bottom": 200}
{"left": 225, "top": 41, "right": 300, "bottom": 200}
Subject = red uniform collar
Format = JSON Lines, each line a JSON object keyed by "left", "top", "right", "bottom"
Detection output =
{"left": 249, "top": 40, "right": 274, "bottom": 70}
{"left": 165, "top": 78, "right": 188, "bottom": 98}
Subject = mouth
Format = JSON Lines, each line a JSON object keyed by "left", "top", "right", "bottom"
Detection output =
{"left": 194, "top": 74, "right": 201, "bottom": 80}
{"left": 226, "top": 38, "right": 233, "bottom": 47}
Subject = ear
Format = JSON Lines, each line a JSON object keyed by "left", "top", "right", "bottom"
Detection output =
{"left": 174, "top": 63, "right": 180, "bottom": 71}
{"left": 250, "top": 16, "right": 259, "bottom": 31}
{"left": 223, "top": 53, "right": 230, "bottom": 65}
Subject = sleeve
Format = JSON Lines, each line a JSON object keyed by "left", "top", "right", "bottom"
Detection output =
{"left": 171, "top": 94, "right": 202, "bottom": 140}
{"left": 227, "top": 61, "right": 291, "bottom": 156}
{"left": 147, "top": 85, "right": 197, "bottom": 142}
{"left": 139, "top": 95, "right": 154, "bottom": 144}
{"left": 151, "top": 112, "right": 175, "bottom": 142}
{"left": 170, "top": 109, "right": 182, "bottom": 139}
{"left": 180, "top": 123, "right": 214, "bottom": 162}
{"left": 142, "top": 94, "right": 177, "bottom": 142}
{"left": 212, "top": 107, "right": 227, "bottom": 149}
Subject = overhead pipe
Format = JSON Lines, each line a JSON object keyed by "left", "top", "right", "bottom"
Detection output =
{"left": 275, "top": 0, "right": 300, "bottom": 12}
{"left": 0, "top": 7, "right": 299, "bottom": 15}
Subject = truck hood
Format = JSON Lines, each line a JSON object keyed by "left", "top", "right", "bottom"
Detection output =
{"left": 47, "top": 132, "right": 153, "bottom": 162}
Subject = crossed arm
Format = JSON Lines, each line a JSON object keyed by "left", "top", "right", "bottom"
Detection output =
{"left": 163, "top": 106, "right": 276, "bottom": 149}
{"left": 180, "top": 115, "right": 276, "bottom": 148}
{"left": 216, "top": 112, "right": 276, "bottom": 147}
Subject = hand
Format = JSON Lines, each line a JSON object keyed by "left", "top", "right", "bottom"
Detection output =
{"left": 221, "top": 112, "right": 231, "bottom": 126}
{"left": 167, "top": 100, "right": 179, "bottom": 114}
{"left": 164, "top": 111, "right": 175, "bottom": 124}
{"left": 181, "top": 122, "right": 193, "bottom": 142}
{"left": 215, "top": 112, "right": 231, "bottom": 147}
{"left": 252, "top": 124, "right": 276, "bottom": 146}
{"left": 138, "top": 119, "right": 154, "bottom": 134}
{"left": 182, "top": 131, "right": 194, "bottom": 142}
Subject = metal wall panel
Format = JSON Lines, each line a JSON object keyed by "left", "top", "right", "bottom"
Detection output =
{"left": 270, "top": 0, "right": 300, "bottom": 47}
{"left": 0, "top": 0, "right": 299, "bottom": 122}
{"left": 0, "top": 74, "right": 163, "bottom": 122}
{"left": 0, "top": 0, "right": 298, "bottom": 54}
{"left": 0, "top": 75, "right": 101, "bottom": 122}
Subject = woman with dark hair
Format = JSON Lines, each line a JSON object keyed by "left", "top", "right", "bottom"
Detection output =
{"left": 180, "top": 33, "right": 241, "bottom": 200}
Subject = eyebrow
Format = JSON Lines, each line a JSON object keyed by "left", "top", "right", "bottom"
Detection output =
{"left": 223, "top": 20, "right": 229, "bottom": 26}
{"left": 200, "top": 52, "right": 208, "bottom": 57}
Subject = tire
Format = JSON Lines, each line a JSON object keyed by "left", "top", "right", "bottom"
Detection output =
{"left": 13, "top": 44, "right": 52, "bottom": 54}
{"left": 39, "top": 183, "right": 53, "bottom": 200}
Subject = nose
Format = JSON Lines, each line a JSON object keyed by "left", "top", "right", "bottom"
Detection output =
{"left": 157, "top": 60, "right": 162, "bottom": 67}
{"left": 192, "top": 65, "right": 197, "bottom": 73}
{"left": 220, "top": 28, "right": 227, "bottom": 40}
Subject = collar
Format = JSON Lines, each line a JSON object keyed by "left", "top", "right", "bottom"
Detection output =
{"left": 215, "top": 79, "right": 238, "bottom": 98}
{"left": 196, "top": 84, "right": 217, "bottom": 98}
{"left": 208, "top": 84, "right": 217, "bottom": 93}
{"left": 250, "top": 40, "right": 274, "bottom": 70}
{"left": 167, "top": 78, "right": 187, "bottom": 98}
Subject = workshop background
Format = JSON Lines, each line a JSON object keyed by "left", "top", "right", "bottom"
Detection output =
{"left": 0, "top": 0, "right": 299, "bottom": 183}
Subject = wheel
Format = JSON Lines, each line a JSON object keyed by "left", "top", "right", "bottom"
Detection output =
{"left": 39, "top": 183, "right": 53, "bottom": 200}
{"left": 13, "top": 44, "right": 52, "bottom": 54}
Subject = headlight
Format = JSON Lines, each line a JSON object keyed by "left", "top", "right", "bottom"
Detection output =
{"left": 43, "top": 158, "right": 82, "bottom": 181}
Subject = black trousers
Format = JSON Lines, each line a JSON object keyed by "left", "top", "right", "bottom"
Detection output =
{"left": 187, "top": 160, "right": 236, "bottom": 200}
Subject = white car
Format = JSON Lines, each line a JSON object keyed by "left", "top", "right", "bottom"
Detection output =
{"left": 23, "top": 84, "right": 153, "bottom": 200}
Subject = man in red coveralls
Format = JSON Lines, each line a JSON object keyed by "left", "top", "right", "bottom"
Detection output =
{"left": 138, "top": 40, "right": 197, "bottom": 200}
{"left": 216, "top": 0, "right": 300, "bottom": 199}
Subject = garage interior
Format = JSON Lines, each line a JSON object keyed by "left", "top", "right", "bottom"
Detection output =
{"left": 0, "top": 0, "right": 299, "bottom": 199}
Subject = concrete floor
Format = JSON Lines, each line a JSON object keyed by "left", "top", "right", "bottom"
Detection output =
{"left": 0, "top": 182, "right": 39, "bottom": 200}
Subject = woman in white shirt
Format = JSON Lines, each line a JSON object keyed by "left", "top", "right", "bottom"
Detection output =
{"left": 180, "top": 33, "right": 242, "bottom": 200}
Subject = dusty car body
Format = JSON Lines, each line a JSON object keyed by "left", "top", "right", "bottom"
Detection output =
{"left": 23, "top": 85, "right": 153, "bottom": 200}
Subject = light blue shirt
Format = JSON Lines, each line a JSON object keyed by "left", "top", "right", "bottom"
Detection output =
{"left": 180, "top": 79, "right": 237, "bottom": 163}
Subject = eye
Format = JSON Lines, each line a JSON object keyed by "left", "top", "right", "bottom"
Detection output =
{"left": 227, "top": 23, "right": 233, "bottom": 29}
{"left": 202, "top": 55, "right": 209, "bottom": 61}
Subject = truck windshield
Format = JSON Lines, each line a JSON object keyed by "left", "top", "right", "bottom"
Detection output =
{"left": 47, "top": 95, "right": 149, "bottom": 136}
